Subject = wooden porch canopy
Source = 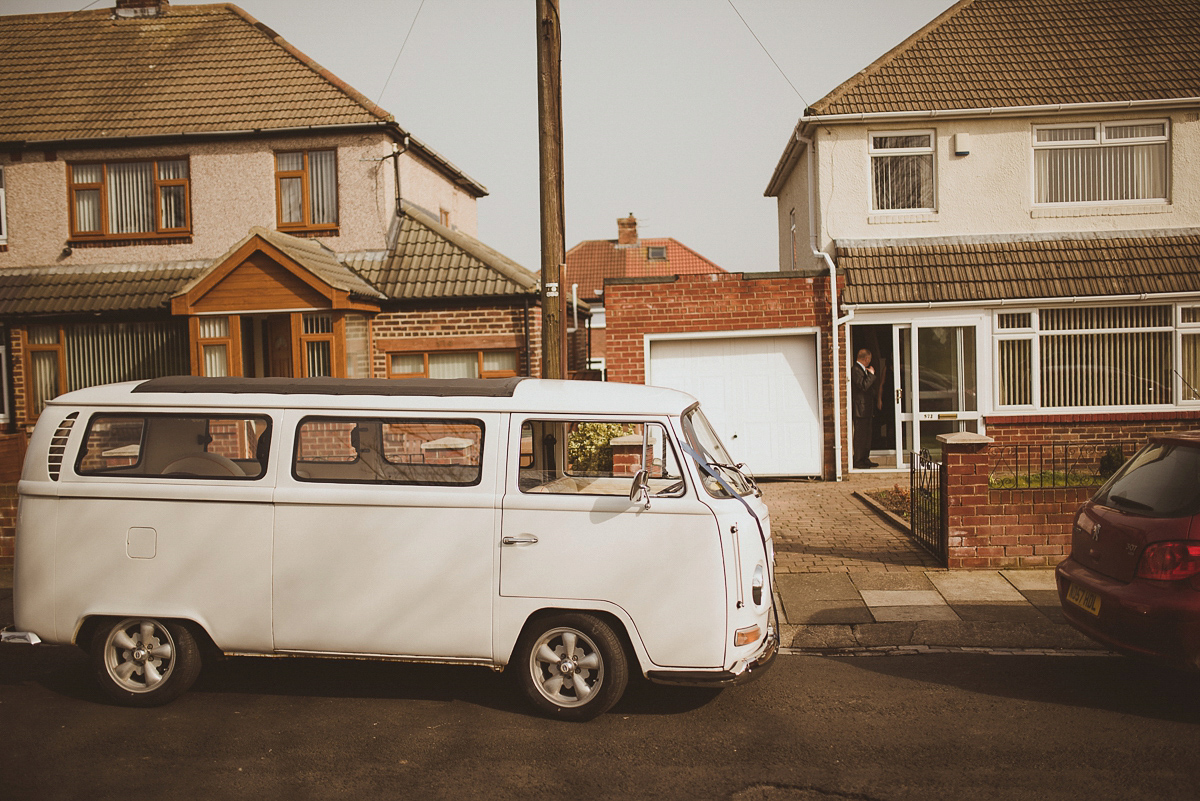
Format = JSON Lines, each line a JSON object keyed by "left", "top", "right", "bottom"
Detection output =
{"left": 170, "top": 228, "right": 386, "bottom": 378}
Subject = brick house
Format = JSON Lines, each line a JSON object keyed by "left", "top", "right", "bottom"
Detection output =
{"left": 565, "top": 214, "right": 724, "bottom": 378}
{"left": 0, "top": 1, "right": 563, "bottom": 436}
{"left": 0, "top": 0, "right": 571, "bottom": 564}
{"left": 608, "top": 0, "right": 1200, "bottom": 484}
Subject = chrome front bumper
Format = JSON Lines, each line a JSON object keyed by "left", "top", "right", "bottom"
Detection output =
{"left": 1, "top": 627, "right": 42, "bottom": 645}
{"left": 645, "top": 625, "right": 779, "bottom": 687}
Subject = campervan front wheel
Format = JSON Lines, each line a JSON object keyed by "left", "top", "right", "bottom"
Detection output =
{"left": 515, "top": 613, "right": 629, "bottom": 721}
{"left": 91, "top": 617, "right": 202, "bottom": 707}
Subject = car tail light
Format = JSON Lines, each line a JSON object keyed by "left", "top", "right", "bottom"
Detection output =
{"left": 1136, "top": 541, "right": 1200, "bottom": 581}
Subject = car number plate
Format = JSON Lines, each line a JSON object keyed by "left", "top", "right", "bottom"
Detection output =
{"left": 1066, "top": 583, "right": 1102, "bottom": 616}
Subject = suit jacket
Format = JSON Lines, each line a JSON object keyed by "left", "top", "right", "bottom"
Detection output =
{"left": 851, "top": 361, "right": 877, "bottom": 419}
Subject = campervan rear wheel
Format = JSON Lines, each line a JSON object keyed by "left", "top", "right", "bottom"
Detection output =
{"left": 91, "top": 617, "right": 202, "bottom": 707}
{"left": 515, "top": 613, "right": 629, "bottom": 721}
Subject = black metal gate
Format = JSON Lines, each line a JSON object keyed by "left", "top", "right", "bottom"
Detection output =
{"left": 910, "top": 449, "right": 947, "bottom": 564}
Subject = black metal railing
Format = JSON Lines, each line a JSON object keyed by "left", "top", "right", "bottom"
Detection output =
{"left": 910, "top": 449, "right": 947, "bottom": 564}
{"left": 988, "top": 443, "right": 1127, "bottom": 490}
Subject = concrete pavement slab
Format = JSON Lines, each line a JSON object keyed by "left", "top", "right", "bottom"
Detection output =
{"left": 789, "top": 602, "right": 874, "bottom": 625}
{"left": 859, "top": 589, "right": 947, "bottom": 607}
{"left": 774, "top": 573, "right": 861, "bottom": 602}
{"left": 850, "top": 572, "right": 936, "bottom": 591}
{"left": 928, "top": 571, "right": 1027, "bottom": 602}
{"left": 949, "top": 603, "right": 1055, "bottom": 623}
{"left": 787, "top": 625, "right": 859, "bottom": 650}
{"left": 871, "top": 606, "right": 961, "bottom": 622}
{"left": 1002, "top": 569, "right": 1058, "bottom": 591}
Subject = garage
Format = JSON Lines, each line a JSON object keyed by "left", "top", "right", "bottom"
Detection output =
{"left": 646, "top": 331, "right": 822, "bottom": 476}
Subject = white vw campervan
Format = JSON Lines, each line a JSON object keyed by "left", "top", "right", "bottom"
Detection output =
{"left": 10, "top": 376, "right": 776, "bottom": 720}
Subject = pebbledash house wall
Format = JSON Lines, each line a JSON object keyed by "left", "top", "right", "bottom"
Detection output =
{"left": 605, "top": 269, "right": 841, "bottom": 479}
{"left": 0, "top": 132, "right": 479, "bottom": 269}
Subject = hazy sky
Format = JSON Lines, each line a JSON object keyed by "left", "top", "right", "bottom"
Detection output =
{"left": 2, "top": 0, "right": 958, "bottom": 273}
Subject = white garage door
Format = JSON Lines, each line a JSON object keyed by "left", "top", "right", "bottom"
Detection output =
{"left": 648, "top": 334, "right": 821, "bottom": 476}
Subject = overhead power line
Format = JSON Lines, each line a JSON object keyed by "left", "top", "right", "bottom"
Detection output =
{"left": 726, "top": 0, "right": 809, "bottom": 108}
{"left": 376, "top": 0, "right": 428, "bottom": 108}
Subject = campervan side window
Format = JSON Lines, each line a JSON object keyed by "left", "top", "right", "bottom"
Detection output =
{"left": 76, "top": 414, "right": 271, "bottom": 479}
{"left": 293, "top": 417, "right": 484, "bottom": 486}
{"left": 518, "top": 420, "right": 685, "bottom": 497}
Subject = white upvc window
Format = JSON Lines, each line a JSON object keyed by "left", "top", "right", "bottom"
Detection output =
{"left": 994, "top": 311, "right": 1037, "bottom": 408}
{"left": 1032, "top": 120, "right": 1169, "bottom": 205}
{"left": 1182, "top": 304, "right": 1200, "bottom": 403}
{"left": 994, "top": 304, "right": 1193, "bottom": 410}
{"left": 869, "top": 130, "right": 935, "bottom": 212}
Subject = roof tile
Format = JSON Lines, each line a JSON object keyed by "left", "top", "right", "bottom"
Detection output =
{"left": 839, "top": 233, "right": 1200, "bottom": 304}
{"left": 811, "top": 0, "right": 1200, "bottom": 115}
{"left": 0, "top": 3, "right": 389, "bottom": 144}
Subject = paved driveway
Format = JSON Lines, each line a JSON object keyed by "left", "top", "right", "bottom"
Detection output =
{"left": 759, "top": 474, "right": 940, "bottom": 573}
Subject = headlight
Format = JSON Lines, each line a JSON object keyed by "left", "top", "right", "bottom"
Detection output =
{"left": 752, "top": 564, "right": 765, "bottom": 606}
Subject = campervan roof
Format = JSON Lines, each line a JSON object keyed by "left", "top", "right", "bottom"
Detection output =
{"left": 47, "top": 377, "right": 699, "bottom": 416}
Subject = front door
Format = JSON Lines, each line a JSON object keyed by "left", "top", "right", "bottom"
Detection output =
{"left": 266, "top": 316, "right": 293, "bottom": 377}
{"left": 897, "top": 324, "right": 981, "bottom": 464}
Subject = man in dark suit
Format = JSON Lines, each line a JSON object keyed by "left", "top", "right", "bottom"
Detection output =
{"left": 851, "top": 348, "right": 877, "bottom": 469}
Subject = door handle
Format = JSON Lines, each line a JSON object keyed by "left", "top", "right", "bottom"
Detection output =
{"left": 502, "top": 535, "right": 539, "bottom": 546}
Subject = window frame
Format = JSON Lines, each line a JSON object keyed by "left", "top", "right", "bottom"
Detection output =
{"left": 386, "top": 349, "right": 520, "bottom": 380}
{"left": 300, "top": 312, "right": 336, "bottom": 377}
{"left": 195, "top": 315, "right": 235, "bottom": 378}
{"left": 74, "top": 412, "right": 272, "bottom": 481}
{"left": 992, "top": 303, "right": 1197, "bottom": 411}
{"left": 517, "top": 417, "right": 687, "bottom": 498}
{"left": 25, "top": 324, "right": 66, "bottom": 421}
{"left": 868, "top": 129, "right": 936, "bottom": 213}
{"left": 274, "top": 149, "right": 340, "bottom": 234}
{"left": 1031, "top": 119, "right": 1170, "bottom": 207}
{"left": 66, "top": 157, "right": 192, "bottom": 241}
{"left": 292, "top": 415, "right": 485, "bottom": 487}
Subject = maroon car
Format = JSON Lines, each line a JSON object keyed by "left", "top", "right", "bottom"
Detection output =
{"left": 1057, "top": 430, "right": 1200, "bottom": 670}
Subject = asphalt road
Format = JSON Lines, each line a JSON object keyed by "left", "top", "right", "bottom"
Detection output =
{"left": 2, "top": 644, "right": 1199, "bottom": 800}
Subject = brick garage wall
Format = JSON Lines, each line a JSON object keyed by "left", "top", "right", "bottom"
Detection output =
{"left": 606, "top": 270, "right": 838, "bottom": 476}
{"left": 369, "top": 301, "right": 542, "bottom": 378}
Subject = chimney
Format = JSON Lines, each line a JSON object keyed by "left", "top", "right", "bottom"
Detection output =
{"left": 115, "top": 0, "right": 168, "bottom": 17}
{"left": 616, "top": 213, "right": 638, "bottom": 247}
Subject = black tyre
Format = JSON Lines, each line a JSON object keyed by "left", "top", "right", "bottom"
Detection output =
{"left": 515, "top": 613, "right": 629, "bottom": 721}
{"left": 90, "top": 617, "right": 202, "bottom": 707}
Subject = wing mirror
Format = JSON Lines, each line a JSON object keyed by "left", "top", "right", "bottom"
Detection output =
{"left": 629, "top": 469, "right": 651, "bottom": 509}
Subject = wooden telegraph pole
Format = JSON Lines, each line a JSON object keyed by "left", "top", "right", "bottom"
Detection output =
{"left": 536, "top": 0, "right": 567, "bottom": 379}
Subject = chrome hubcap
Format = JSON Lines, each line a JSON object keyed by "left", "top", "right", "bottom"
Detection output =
{"left": 530, "top": 627, "right": 603, "bottom": 708}
{"left": 106, "top": 620, "right": 175, "bottom": 693}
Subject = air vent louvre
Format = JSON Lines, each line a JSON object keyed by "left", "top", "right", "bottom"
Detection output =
{"left": 47, "top": 412, "right": 79, "bottom": 481}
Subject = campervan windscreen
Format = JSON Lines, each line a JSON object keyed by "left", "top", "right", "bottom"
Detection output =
{"left": 681, "top": 406, "right": 755, "bottom": 498}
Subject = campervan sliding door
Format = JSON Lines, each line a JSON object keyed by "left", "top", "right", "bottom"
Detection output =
{"left": 271, "top": 410, "right": 502, "bottom": 660}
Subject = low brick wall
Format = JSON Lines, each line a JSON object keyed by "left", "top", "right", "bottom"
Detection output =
{"left": 941, "top": 433, "right": 1091, "bottom": 569}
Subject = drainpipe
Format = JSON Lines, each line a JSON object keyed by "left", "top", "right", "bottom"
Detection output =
{"left": 392, "top": 135, "right": 410, "bottom": 217}
{"left": 571, "top": 283, "right": 579, "bottom": 332}
{"left": 799, "top": 131, "right": 854, "bottom": 481}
